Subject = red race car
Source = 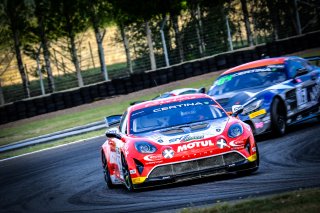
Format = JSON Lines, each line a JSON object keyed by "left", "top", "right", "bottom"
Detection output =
{"left": 101, "top": 94, "right": 259, "bottom": 191}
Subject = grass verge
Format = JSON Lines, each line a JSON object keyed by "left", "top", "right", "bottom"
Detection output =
{"left": 181, "top": 188, "right": 320, "bottom": 213}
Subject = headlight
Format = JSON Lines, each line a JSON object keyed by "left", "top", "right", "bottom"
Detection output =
{"left": 243, "top": 99, "right": 263, "bottom": 114}
{"left": 135, "top": 142, "right": 157, "bottom": 154}
{"left": 228, "top": 123, "right": 243, "bottom": 138}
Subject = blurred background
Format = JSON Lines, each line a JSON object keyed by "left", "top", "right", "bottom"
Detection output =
{"left": 0, "top": 0, "right": 319, "bottom": 104}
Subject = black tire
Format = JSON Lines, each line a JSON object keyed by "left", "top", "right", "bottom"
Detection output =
{"left": 271, "top": 98, "right": 286, "bottom": 137}
{"left": 121, "top": 154, "right": 134, "bottom": 191}
{"left": 101, "top": 153, "right": 114, "bottom": 189}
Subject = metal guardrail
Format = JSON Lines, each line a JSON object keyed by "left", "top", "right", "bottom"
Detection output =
{"left": 0, "top": 120, "right": 106, "bottom": 153}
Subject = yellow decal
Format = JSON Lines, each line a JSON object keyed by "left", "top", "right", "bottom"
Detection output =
{"left": 247, "top": 153, "right": 257, "bottom": 162}
{"left": 249, "top": 109, "right": 266, "bottom": 119}
{"left": 131, "top": 177, "right": 147, "bottom": 184}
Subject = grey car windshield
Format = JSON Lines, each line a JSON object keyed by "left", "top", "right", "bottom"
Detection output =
{"left": 208, "top": 65, "right": 287, "bottom": 96}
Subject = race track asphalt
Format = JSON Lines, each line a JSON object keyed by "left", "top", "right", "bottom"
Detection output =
{"left": 0, "top": 119, "right": 319, "bottom": 213}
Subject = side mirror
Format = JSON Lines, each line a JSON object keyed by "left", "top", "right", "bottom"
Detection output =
{"left": 105, "top": 115, "right": 122, "bottom": 127}
{"left": 105, "top": 128, "right": 122, "bottom": 139}
{"left": 198, "top": 87, "right": 206, "bottom": 94}
{"left": 295, "top": 68, "right": 308, "bottom": 78}
{"left": 231, "top": 105, "right": 243, "bottom": 117}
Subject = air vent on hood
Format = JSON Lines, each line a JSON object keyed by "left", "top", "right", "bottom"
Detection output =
{"left": 160, "top": 128, "right": 185, "bottom": 135}
{"left": 190, "top": 123, "right": 209, "bottom": 131}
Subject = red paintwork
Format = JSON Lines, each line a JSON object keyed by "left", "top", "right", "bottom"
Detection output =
{"left": 222, "top": 57, "right": 287, "bottom": 75}
{"left": 101, "top": 94, "right": 257, "bottom": 188}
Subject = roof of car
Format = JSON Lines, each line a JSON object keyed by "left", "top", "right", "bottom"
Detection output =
{"left": 129, "top": 93, "right": 211, "bottom": 111}
{"left": 170, "top": 88, "right": 196, "bottom": 95}
{"left": 222, "top": 57, "right": 288, "bottom": 75}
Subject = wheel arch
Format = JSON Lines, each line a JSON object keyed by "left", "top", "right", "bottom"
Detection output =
{"left": 271, "top": 95, "right": 287, "bottom": 118}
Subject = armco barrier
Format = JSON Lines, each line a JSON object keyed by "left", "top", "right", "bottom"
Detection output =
{"left": 0, "top": 30, "right": 319, "bottom": 125}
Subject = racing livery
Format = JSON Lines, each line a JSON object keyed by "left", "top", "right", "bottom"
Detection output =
{"left": 207, "top": 56, "right": 320, "bottom": 136}
{"left": 101, "top": 94, "right": 259, "bottom": 191}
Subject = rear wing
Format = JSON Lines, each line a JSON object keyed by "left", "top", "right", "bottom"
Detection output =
{"left": 305, "top": 56, "right": 320, "bottom": 66}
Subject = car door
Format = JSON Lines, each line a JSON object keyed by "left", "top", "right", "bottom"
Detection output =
{"left": 112, "top": 111, "right": 128, "bottom": 180}
{"left": 286, "top": 58, "right": 319, "bottom": 117}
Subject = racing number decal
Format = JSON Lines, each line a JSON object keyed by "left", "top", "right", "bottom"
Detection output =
{"left": 296, "top": 87, "right": 308, "bottom": 109}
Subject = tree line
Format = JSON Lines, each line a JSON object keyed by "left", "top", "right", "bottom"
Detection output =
{"left": 0, "top": 0, "right": 319, "bottom": 99}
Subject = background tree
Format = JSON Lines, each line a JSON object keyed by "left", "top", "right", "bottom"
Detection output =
{"left": 32, "top": 0, "right": 57, "bottom": 92}
{"left": 52, "top": 0, "right": 90, "bottom": 87}
{"left": 86, "top": 0, "right": 113, "bottom": 81}
{"left": 0, "top": 0, "right": 32, "bottom": 98}
{"left": 109, "top": 0, "right": 164, "bottom": 70}
{"left": 240, "top": 0, "right": 254, "bottom": 46}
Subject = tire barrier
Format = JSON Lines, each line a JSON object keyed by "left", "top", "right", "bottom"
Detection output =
{"left": 26, "top": 100, "right": 37, "bottom": 117}
{"left": 192, "top": 60, "right": 203, "bottom": 76}
{"left": 14, "top": 101, "right": 27, "bottom": 120}
{"left": 34, "top": 98, "right": 47, "bottom": 115}
{"left": 183, "top": 62, "right": 193, "bottom": 78}
{"left": 97, "top": 82, "right": 109, "bottom": 98}
{"left": 51, "top": 93, "right": 65, "bottom": 110}
{"left": 1, "top": 30, "right": 320, "bottom": 124}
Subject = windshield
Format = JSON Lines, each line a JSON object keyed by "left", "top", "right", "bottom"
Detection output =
{"left": 129, "top": 98, "right": 227, "bottom": 134}
{"left": 208, "top": 64, "right": 287, "bottom": 96}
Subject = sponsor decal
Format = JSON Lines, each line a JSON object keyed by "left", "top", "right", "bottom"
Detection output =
{"left": 162, "top": 176, "right": 171, "bottom": 180}
{"left": 232, "top": 105, "right": 242, "bottom": 113}
{"left": 216, "top": 75, "right": 233, "bottom": 86}
{"left": 130, "top": 169, "right": 136, "bottom": 174}
{"left": 249, "top": 109, "right": 266, "bottom": 119}
{"left": 177, "top": 140, "right": 214, "bottom": 152}
{"left": 162, "top": 148, "right": 175, "bottom": 159}
{"left": 169, "top": 134, "right": 204, "bottom": 143}
{"left": 143, "top": 154, "right": 163, "bottom": 162}
{"left": 217, "top": 138, "right": 228, "bottom": 149}
{"left": 183, "top": 135, "right": 204, "bottom": 142}
{"left": 267, "top": 64, "right": 285, "bottom": 69}
{"left": 106, "top": 129, "right": 118, "bottom": 134}
{"left": 229, "top": 140, "right": 243, "bottom": 147}
{"left": 153, "top": 102, "right": 207, "bottom": 112}
{"left": 252, "top": 147, "right": 256, "bottom": 152}
{"left": 157, "top": 139, "right": 164, "bottom": 143}
{"left": 254, "top": 122, "right": 264, "bottom": 129}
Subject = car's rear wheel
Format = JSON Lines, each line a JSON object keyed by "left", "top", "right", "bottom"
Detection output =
{"left": 101, "top": 153, "right": 114, "bottom": 189}
{"left": 271, "top": 98, "right": 286, "bottom": 136}
{"left": 121, "top": 154, "right": 134, "bottom": 191}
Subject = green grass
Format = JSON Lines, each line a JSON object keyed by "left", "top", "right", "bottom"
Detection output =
{"left": 181, "top": 188, "right": 320, "bottom": 213}
{"left": 0, "top": 75, "right": 217, "bottom": 147}
{"left": 0, "top": 129, "right": 105, "bottom": 160}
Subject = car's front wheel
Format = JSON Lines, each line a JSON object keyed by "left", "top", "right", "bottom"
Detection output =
{"left": 121, "top": 154, "right": 134, "bottom": 191}
{"left": 102, "top": 153, "right": 114, "bottom": 189}
{"left": 271, "top": 98, "right": 286, "bottom": 136}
